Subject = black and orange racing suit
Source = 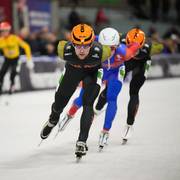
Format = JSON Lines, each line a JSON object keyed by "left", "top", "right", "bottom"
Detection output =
{"left": 0, "top": 34, "right": 31, "bottom": 92}
{"left": 48, "top": 40, "right": 111, "bottom": 143}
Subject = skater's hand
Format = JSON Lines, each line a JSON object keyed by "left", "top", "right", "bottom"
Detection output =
{"left": 26, "top": 60, "right": 34, "bottom": 71}
{"left": 97, "top": 68, "right": 103, "bottom": 85}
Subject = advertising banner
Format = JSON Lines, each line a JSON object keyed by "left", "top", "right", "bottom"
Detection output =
{"left": 27, "top": 0, "right": 51, "bottom": 32}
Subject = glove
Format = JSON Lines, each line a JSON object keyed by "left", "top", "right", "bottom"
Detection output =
{"left": 97, "top": 68, "right": 103, "bottom": 86}
{"left": 26, "top": 60, "right": 34, "bottom": 70}
{"left": 144, "top": 60, "right": 151, "bottom": 78}
{"left": 116, "top": 44, "right": 127, "bottom": 56}
{"left": 118, "top": 65, "right": 125, "bottom": 83}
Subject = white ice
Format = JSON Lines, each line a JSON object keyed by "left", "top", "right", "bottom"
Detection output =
{"left": 0, "top": 78, "right": 180, "bottom": 180}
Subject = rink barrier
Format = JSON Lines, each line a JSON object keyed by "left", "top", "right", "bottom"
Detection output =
{"left": 0, "top": 54, "right": 180, "bottom": 91}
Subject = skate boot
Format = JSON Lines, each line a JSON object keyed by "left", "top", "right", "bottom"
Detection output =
{"left": 121, "top": 124, "right": 133, "bottom": 144}
{"left": 40, "top": 103, "right": 61, "bottom": 140}
{"left": 75, "top": 141, "right": 88, "bottom": 159}
{"left": 9, "top": 84, "right": 15, "bottom": 94}
{"left": 98, "top": 130, "right": 109, "bottom": 150}
{"left": 40, "top": 121, "right": 56, "bottom": 139}
{"left": 94, "top": 108, "right": 102, "bottom": 116}
{"left": 94, "top": 106, "right": 106, "bottom": 116}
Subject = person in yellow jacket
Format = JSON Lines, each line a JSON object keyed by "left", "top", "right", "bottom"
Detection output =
{"left": 0, "top": 21, "right": 34, "bottom": 94}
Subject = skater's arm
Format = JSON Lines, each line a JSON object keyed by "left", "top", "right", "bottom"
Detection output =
{"left": 57, "top": 40, "right": 68, "bottom": 59}
{"left": 132, "top": 43, "right": 151, "bottom": 60}
{"left": 101, "top": 45, "right": 111, "bottom": 62}
{"left": 0, "top": 38, "right": 5, "bottom": 49}
{"left": 117, "top": 43, "right": 140, "bottom": 61}
{"left": 134, "top": 41, "right": 163, "bottom": 59}
{"left": 17, "top": 36, "right": 32, "bottom": 60}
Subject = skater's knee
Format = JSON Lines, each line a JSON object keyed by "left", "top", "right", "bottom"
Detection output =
{"left": 83, "top": 83, "right": 100, "bottom": 106}
{"left": 54, "top": 91, "right": 70, "bottom": 109}
{"left": 130, "top": 76, "right": 145, "bottom": 95}
{"left": 128, "top": 94, "right": 139, "bottom": 121}
{"left": 129, "top": 94, "right": 139, "bottom": 103}
{"left": 107, "top": 80, "right": 122, "bottom": 101}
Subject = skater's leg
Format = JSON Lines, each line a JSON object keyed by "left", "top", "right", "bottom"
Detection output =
{"left": 127, "top": 72, "right": 146, "bottom": 125}
{"left": 95, "top": 86, "right": 107, "bottom": 111}
{"left": 103, "top": 79, "right": 122, "bottom": 130}
{"left": 68, "top": 88, "right": 84, "bottom": 116}
{"left": 9, "top": 59, "right": 18, "bottom": 93}
{"left": 0, "top": 60, "right": 9, "bottom": 93}
{"left": 78, "top": 77, "right": 100, "bottom": 142}
{"left": 57, "top": 88, "right": 84, "bottom": 133}
{"left": 41, "top": 66, "right": 82, "bottom": 139}
{"left": 98, "top": 79, "right": 122, "bottom": 148}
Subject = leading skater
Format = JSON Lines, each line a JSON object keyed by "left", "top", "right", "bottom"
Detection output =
{"left": 40, "top": 24, "right": 115, "bottom": 158}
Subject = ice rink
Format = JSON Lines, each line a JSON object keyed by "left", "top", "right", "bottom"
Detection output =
{"left": 0, "top": 78, "right": 180, "bottom": 180}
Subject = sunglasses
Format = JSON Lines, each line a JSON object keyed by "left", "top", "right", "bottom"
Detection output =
{"left": 73, "top": 44, "right": 92, "bottom": 49}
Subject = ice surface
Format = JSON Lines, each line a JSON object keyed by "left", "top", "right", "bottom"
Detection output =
{"left": 0, "top": 78, "right": 180, "bottom": 180}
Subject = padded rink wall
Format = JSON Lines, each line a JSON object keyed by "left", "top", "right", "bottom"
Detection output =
{"left": 0, "top": 54, "right": 180, "bottom": 92}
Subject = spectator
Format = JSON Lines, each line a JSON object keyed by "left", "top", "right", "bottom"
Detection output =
{"left": 127, "top": 0, "right": 148, "bottom": 20}
{"left": 28, "top": 32, "right": 41, "bottom": 56}
{"left": 163, "top": 25, "right": 180, "bottom": 39}
{"left": 45, "top": 33, "right": 58, "bottom": 56}
{"left": 67, "top": 8, "right": 81, "bottom": 30}
{"left": 160, "top": 34, "right": 179, "bottom": 77}
{"left": 95, "top": 8, "right": 109, "bottom": 34}
{"left": 148, "top": 25, "right": 162, "bottom": 43}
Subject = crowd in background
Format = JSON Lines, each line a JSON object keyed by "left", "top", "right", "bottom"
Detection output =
{"left": 1, "top": 0, "right": 180, "bottom": 57}
{"left": 127, "top": 0, "right": 180, "bottom": 24}
{"left": 18, "top": 24, "right": 180, "bottom": 57}
{"left": 19, "top": 27, "right": 59, "bottom": 57}
{"left": 0, "top": 1, "right": 180, "bottom": 93}
{"left": 15, "top": 5, "right": 180, "bottom": 79}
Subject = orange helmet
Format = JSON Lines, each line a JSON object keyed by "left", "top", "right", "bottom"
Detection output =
{"left": 126, "top": 28, "right": 145, "bottom": 48}
{"left": 71, "top": 24, "right": 95, "bottom": 45}
{"left": 0, "top": 22, "right": 11, "bottom": 31}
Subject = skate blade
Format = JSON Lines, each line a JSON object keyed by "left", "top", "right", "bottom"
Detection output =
{"left": 76, "top": 155, "right": 82, "bottom": 163}
{"left": 75, "top": 151, "right": 86, "bottom": 162}
{"left": 37, "top": 139, "right": 44, "bottom": 147}
{"left": 122, "top": 139, "right": 128, "bottom": 145}
{"left": 53, "top": 124, "right": 66, "bottom": 139}
{"left": 53, "top": 129, "right": 61, "bottom": 140}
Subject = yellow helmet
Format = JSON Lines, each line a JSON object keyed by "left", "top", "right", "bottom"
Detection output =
{"left": 126, "top": 28, "right": 145, "bottom": 48}
{"left": 71, "top": 24, "right": 95, "bottom": 45}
